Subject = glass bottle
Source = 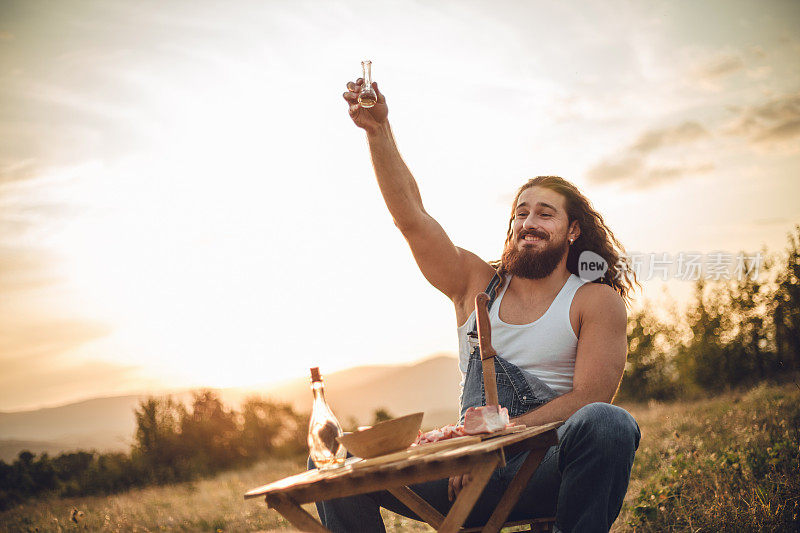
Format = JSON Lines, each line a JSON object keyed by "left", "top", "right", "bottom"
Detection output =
{"left": 358, "top": 60, "right": 378, "bottom": 108}
{"left": 307, "top": 367, "right": 347, "bottom": 469}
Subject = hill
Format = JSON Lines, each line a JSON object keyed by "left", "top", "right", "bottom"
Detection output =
{"left": 258, "top": 354, "right": 461, "bottom": 426}
{"left": 0, "top": 354, "right": 461, "bottom": 461}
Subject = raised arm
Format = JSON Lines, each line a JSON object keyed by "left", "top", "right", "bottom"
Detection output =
{"left": 343, "top": 78, "right": 491, "bottom": 303}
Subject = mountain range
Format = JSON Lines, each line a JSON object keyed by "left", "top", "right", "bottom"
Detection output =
{"left": 0, "top": 354, "right": 462, "bottom": 462}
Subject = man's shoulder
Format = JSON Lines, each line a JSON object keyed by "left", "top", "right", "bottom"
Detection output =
{"left": 573, "top": 281, "right": 626, "bottom": 320}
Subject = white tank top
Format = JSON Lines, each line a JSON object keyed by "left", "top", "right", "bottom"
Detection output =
{"left": 457, "top": 273, "right": 587, "bottom": 396}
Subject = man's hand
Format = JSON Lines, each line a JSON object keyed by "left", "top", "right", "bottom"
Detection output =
{"left": 343, "top": 78, "right": 388, "bottom": 134}
{"left": 448, "top": 473, "right": 472, "bottom": 502}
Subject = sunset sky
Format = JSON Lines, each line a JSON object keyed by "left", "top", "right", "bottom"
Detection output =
{"left": 1, "top": 0, "right": 798, "bottom": 411}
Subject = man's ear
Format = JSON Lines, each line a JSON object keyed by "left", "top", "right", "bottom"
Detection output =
{"left": 569, "top": 220, "right": 581, "bottom": 242}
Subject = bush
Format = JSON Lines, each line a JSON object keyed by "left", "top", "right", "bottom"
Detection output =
{"left": 0, "top": 391, "right": 308, "bottom": 510}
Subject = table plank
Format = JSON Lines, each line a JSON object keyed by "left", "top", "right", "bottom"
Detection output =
{"left": 387, "top": 486, "right": 445, "bottom": 529}
{"left": 265, "top": 493, "right": 328, "bottom": 532}
{"left": 438, "top": 455, "right": 500, "bottom": 533}
{"left": 350, "top": 436, "right": 482, "bottom": 470}
{"left": 245, "top": 470, "right": 320, "bottom": 499}
{"left": 244, "top": 423, "right": 563, "bottom": 502}
{"left": 289, "top": 454, "right": 489, "bottom": 504}
{"left": 347, "top": 426, "right": 527, "bottom": 471}
{"left": 481, "top": 447, "right": 548, "bottom": 532}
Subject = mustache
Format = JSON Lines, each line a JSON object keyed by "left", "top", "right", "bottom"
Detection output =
{"left": 518, "top": 229, "right": 549, "bottom": 241}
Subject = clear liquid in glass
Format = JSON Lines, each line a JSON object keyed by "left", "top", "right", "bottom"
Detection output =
{"left": 358, "top": 60, "right": 377, "bottom": 109}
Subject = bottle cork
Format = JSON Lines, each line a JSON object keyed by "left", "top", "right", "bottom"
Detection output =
{"left": 310, "top": 367, "right": 321, "bottom": 382}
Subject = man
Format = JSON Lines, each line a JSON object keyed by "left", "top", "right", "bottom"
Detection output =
{"left": 314, "top": 78, "right": 641, "bottom": 533}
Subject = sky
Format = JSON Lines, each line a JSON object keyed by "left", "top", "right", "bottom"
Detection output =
{"left": 1, "top": 0, "right": 799, "bottom": 411}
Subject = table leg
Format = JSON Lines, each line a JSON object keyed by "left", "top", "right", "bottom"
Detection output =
{"left": 480, "top": 447, "right": 547, "bottom": 533}
{"left": 438, "top": 455, "right": 501, "bottom": 533}
{"left": 266, "top": 493, "right": 329, "bottom": 532}
{"left": 387, "top": 486, "right": 446, "bottom": 529}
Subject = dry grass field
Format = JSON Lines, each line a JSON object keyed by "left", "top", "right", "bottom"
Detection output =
{"left": 2, "top": 382, "right": 797, "bottom": 532}
{"left": 613, "top": 382, "right": 799, "bottom": 532}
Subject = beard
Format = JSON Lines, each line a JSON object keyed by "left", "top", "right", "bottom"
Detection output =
{"left": 501, "top": 230, "right": 570, "bottom": 279}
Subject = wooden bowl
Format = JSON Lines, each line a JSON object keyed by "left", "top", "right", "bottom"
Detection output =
{"left": 336, "top": 412, "right": 424, "bottom": 458}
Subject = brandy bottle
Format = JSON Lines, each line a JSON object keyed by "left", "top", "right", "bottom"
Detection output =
{"left": 307, "top": 367, "right": 347, "bottom": 469}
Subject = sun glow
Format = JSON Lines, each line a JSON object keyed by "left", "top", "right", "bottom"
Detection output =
{"left": 41, "top": 73, "right": 306, "bottom": 387}
{"left": 2, "top": 0, "right": 799, "bottom": 410}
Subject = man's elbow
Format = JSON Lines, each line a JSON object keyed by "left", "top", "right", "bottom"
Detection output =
{"left": 573, "top": 378, "right": 621, "bottom": 405}
{"left": 393, "top": 217, "right": 415, "bottom": 234}
{"left": 393, "top": 211, "right": 435, "bottom": 239}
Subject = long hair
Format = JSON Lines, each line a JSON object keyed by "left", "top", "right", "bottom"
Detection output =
{"left": 490, "top": 176, "right": 639, "bottom": 306}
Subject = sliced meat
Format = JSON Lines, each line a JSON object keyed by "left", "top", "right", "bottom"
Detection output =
{"left": 413, "top": 424, "right": 461, "bottom": 445}
{"left": 412, "top": 407, "right": 512, "bottom": 446}
{"left": 463, "top": 405, "right": 510, "bottom": 435}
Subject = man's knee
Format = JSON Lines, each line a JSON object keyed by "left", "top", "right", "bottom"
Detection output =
{"left": 563, "top": 402, "right": 641, "bottom": 453}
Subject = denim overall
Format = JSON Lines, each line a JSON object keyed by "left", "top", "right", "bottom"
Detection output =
{"left": 459, "top": 273, "right": 559, "bottom": 424}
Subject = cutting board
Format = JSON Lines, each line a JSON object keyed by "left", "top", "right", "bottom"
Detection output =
{"left": 348, "top": 425, "right": 527, "bottom": 470}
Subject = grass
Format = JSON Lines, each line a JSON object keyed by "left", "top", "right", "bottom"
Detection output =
{"left": 2, "top": 382, "right": 798, "bottom": 532}
{"left": 613, "top": 382, "right": 799, "bottom": 532}
{"left": 0, "top": 458, "right": 305, "bottom": 532}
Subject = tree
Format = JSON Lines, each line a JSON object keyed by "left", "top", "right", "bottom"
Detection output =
{"left": 724, "top": 254, "right": 775, "bottom": 383}
{"left": 774, "top": 225, "right": 800, "bottom": 373}
{"left": 675, "top": 279, "right": 730, "bottom": 392}
{"left": 618, "top": 306, "right": 679, "bottom": 401}
{"left": 133, "top": 396, "right": 185, "bottom": 481}
{"left": 179, "top": 390, "right": 242, "bottom": 473}
{"left": 240, "top": 397, "right": 305, "bottom": 459}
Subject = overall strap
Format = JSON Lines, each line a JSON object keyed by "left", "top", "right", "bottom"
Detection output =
{"left": 467, "top": 272, "right": 503, "bottom": 349}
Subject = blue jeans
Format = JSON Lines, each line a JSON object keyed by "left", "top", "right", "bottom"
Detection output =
{"left": 308, "top": 400, "right": 640, "bottom": 532}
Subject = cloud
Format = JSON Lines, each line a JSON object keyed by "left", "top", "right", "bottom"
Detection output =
{"left": 0, "top": 304, "right": 115, "bottom": 410}
{"left": 725, "top": 92, "right": 800, "bottom": 152}
{"left": 586, "top": 156, "right": 644, "bottom": 184}
{"left": 685, "top": 45, "right": 773, "bottom": 91}
{"left": 692, "top": 53, "right": 745, "bottom": 81}
{"left": 587, "top": 157, "right": 713, "bottom": 189}
{"left": 745, "top": 65, "right": 772, "bottom": 81}
{"left": 749, "top": 45, "right": 767, "bottom": 60}
{"left": 586, "top": 121, "right": 712, "bottom": 188}
{"left": 0, "top": 245, "right": 112, "bottom": 378}
{"left": 0, "top": 317, "right": 111, "bottom": 363}
{"left": 0, "top": 246, "right": 60, "bottom": 293}
{"left": 752, "top": 216, "right": 795, "bottom": 226}
{"left": 0, "top": 358, "right": 142, "bottom": 411}
{"left": 0, "top": 159, "right": 38, "bottom": 187}
{"left": 0, "top": 244, "right": 125, "bottom": 411}
{"left": 629, "top": 121, "right": 710, "bottom": 154}
{"left": 643, "top": 163, "right": 714, "bottom": 187}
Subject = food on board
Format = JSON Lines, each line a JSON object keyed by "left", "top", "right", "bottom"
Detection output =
{"left": 412, "top": 405, "right": 512, "bottom": 445}
{"left": 463, "top": 405, "right": 511, "bottom": 434}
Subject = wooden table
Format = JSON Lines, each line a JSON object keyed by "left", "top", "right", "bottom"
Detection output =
{"left": 244, "top": 422, "right": 562, "bottom": 533}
